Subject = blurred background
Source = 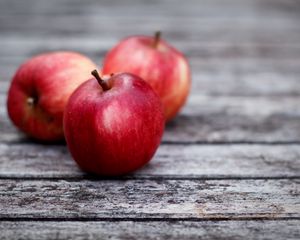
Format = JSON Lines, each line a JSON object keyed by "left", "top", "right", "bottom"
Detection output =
{"left": 1, "top": 0, "right": 300, "bottom": 141}
{"left": 2, "top": 0, "right": 299, "bottom": 86}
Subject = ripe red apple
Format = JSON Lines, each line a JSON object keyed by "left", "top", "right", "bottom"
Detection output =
{"left": 102, "top": 32, "right": 191, "bottom": 122}
{"left": 63, "top": 70, "right": 164, "bottom": 176}
{"left": 7, "top": 51, "right": 97, "bottom": 141}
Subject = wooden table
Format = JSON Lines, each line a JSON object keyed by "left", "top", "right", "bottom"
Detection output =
{"left": 0, "top": 0, "right": 300, "bottom": 239}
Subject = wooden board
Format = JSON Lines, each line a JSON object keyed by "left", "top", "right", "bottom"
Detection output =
{"left": 0, "top": 143, "right": 299, "bottom": 179}
{"left": 2, "top": 94, "right": 300, "bottom": 143}
{"left": 0, "top": 179, "right": 299, "bottom": 220}
{"left": 1, "top": 220, "right": 300, "bottom": 240}
{"left": 1, "top": 60, "right": 300, "bottom": 97}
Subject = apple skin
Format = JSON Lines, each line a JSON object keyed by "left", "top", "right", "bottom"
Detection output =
{"left": 7, "top": 51, "right": 97, "bottom": 142}
{"left": 63, "top": 72, "right": 164, "bottom": 176}
{"left": 102, "top": 34, "right": 191, "bottom": 121}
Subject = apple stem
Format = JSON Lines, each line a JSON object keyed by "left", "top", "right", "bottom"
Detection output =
{"left": 152, "top": 31, "right": 161, "bottom": 48}
{"left": 91, "top": 69, "right": 110, "bottom": 91}
{"left": 27, "top": 97, "right": 35, "bottom": 106}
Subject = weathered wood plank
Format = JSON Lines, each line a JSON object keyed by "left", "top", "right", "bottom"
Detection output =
{"left": 1, "top": 33, "right": 300, "bottom": 59}
{"left": 1, "top": 41, "right": 300, "bottom": 97}
{"left": 1, "top": 60, "right": 300, "bottom": 110}
{"left": 1, "top": 0, "right": 299, "bottom": 25}
{"left": 0, "top": 143, "right": 299, "bottom": 179}
{"left": 0, "top": 179, "right": 299, "bottom": 219}
{"left": 1, "top": 94, "right": 300, "bottom": 143}
{"left": 0, "top": 220, "right": 299, "bottom": 240}
{"left": 1, "top": 68, "right": 300, "bottom": 97}
{"left": 1, "top": 19, "right": 300, "bottom": 43}
{"left": 2, "top": 0, "right": 299, "bottom": 18}
{"left": 164, "top": 115, "right": 300, "bottom": 143}
{"left": 165, "top": 95, "right": 300, "bottom": 143}
{"left": 1, "top": 0, "right": 300, "bottom": 44}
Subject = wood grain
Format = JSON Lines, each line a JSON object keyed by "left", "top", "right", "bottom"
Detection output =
{"left": 0, "top": 179, "right": 299, "bottom": 220}
{"left": 0, "top": 143, "right": 299, "bottom": 179}
{"left": 0, "top": 220, "right": 299, "bottom": 240}
{"left": 1, "top": 0, "right": 300, "bottom": 42}
{"left": 1, "top": 59, "right": 300, "bottom": 97}
{"left": 1, "top": 94, "right": 300, "bottom": 143}
{"left": 165, "top": 96, "right": 300, "bottom": 143}
{"left": 1, "top": 38, "right": 300, "bottom": 66}
{"left": 2, "top": 0, "right": 299, "bottom": 17}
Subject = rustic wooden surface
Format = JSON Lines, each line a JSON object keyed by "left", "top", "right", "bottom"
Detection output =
{"left": 0, "top": 0, "right": 300, "bottom": 239}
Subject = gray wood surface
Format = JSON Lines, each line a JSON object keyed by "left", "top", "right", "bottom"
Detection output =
{"left": 0, "top": 179, "right": 299, "bottom": 220}
{"left": 0, "top": 143, "right": 299, "bottom": 179}
{"left": 1, "top": 220, "right": 300, "bottom": 240}
{"left": 1, "top": 94, "right": 300, "bottom": 143}
{"left": 0, "top": 0, "right": 300, "bottom": 239}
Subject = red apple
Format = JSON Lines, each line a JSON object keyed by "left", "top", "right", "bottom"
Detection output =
{"left": 7, "top": 51, "right": 97, "bottom": 141}
{"left": 102, "top": 32, "right": 191, "bottom": 122}
{"left": 63, "top": 70, "right": 164, "bottom": 176}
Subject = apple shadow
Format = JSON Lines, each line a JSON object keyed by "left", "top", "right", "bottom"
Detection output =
{"left": 13, "top": 131, "right": 67, "bottom": 146}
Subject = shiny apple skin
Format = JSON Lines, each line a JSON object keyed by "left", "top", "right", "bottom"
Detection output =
{"left": 102, "top": 35, "right": 191, "bottom": 121}
{"left": 7, "top": 51, "right": 97, "bottom": 142}
{"left": 63, "top": 73, "right": 165, "bottom": 176}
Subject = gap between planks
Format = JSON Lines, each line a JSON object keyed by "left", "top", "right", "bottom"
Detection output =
{"left": 1, "top": 217, "right": 300, "bottom": 222}
{"left": 0, "top": 176, "right": 299, "bottom": 181}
